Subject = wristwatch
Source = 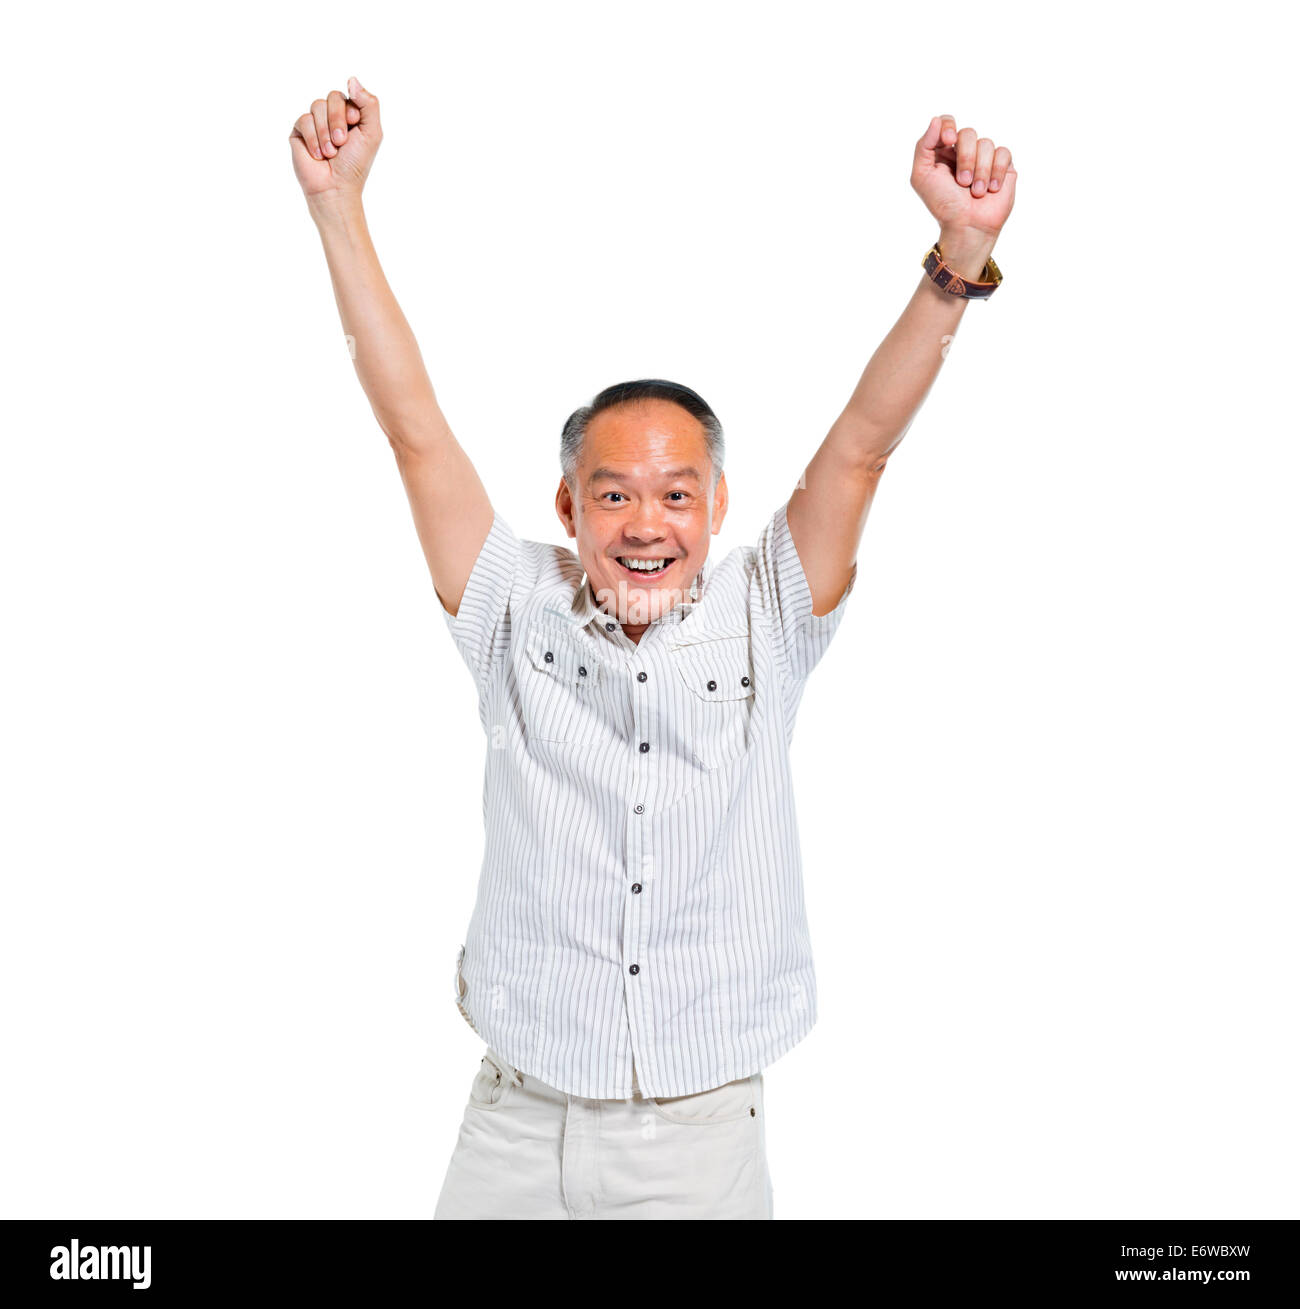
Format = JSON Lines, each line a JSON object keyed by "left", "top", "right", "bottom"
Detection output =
{"left": 922, "top": 241, "right": 1002, "bottom": 299}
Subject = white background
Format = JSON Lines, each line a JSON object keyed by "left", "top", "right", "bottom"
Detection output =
{"left": 2, "top": 0, "right": 1295, "bottom": 1219}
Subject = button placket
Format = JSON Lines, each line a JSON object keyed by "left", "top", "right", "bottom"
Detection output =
{"left": 623, "top": 654, "right": 656, "bottom": 1080}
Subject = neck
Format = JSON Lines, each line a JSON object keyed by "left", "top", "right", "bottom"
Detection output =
{"left": 586, "top": 567, "right": 703, "bottom": 639}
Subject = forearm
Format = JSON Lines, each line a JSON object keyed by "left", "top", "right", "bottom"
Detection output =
{"left": 830, "top": 227, "right": 998, "bottom": 471}
{"left": 307, "top": 192, "right": 449, "bottom": 450}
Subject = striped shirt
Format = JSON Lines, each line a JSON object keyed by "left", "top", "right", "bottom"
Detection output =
{"left": 439, "top": 499, "right": 857, "bottom": 1099}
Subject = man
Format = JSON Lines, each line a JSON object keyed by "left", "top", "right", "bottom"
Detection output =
{"left": 290, "top": 78, "right": 1017, "bottom": 1220}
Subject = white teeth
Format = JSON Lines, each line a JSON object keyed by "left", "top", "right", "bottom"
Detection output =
{"left": 618, "top": 557, "right": 672, "bottom": 573}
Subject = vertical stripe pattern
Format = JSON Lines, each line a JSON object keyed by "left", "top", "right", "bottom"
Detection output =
{"left": 440, "top": 500, "right": 856, "bottom": 1099}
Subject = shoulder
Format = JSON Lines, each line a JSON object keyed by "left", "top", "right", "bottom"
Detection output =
{"left": 709, "top": 531, "right": 766, "bottom": 594}
{"left": 683, "top": 539, "right": 760, "bottom": 632}
{"left": 511, "top": 534, "right": 585, "bottom": 613}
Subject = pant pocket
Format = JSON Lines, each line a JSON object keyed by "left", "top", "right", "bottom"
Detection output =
{"left": 467, "top": 1048, "right": 521, "bottom": 1111}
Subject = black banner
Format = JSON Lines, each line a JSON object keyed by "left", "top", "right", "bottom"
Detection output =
{"left": 3, "top": 1219, "right": 1294, "bottom": 1296}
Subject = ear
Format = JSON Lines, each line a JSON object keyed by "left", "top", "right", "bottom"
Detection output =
{"left": 555, "top": 477, "right": 577, "bottom": 538}
{"left": 710, "top": 470, "right": 729, "bottom": 534}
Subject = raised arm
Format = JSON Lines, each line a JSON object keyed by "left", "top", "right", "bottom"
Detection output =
{"left": 787, "top": 114, "right": 1018, "bottom": 615}
{"left": 289, "top": 77, "right": 493, "bottom": 617}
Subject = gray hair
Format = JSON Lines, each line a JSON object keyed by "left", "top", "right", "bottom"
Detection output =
{"left": 560, "top": 379, "right": 725, "bottom": 492}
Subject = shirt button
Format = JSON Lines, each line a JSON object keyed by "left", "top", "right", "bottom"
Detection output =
{"left": 628, "top": 964, "right": 640, "bottom": 975}
{"left": 578, "top": 665, "right": 587, "bottom": 677}
{"left": 631, "top": 883, "right": 642, "bottom": 893}
{"left": 544, "top": 650, "right": 554, "bottom": 663}
{"left": 637, "top": 671, "right": 648, "bottom": 682}
{"left": 634, "top": 803, "right": 644, "bottom": 814}
{"left": 741, "top": 675, "right": 751, "bottom": 687}
{"left": 639, "top": 741, "right": 649, "bottom": 753}
{"left": 605, "top": 622, "right": 616, "bottom": 631}
{"left": 707, "top": 679, "right": 717, "bottom": 691}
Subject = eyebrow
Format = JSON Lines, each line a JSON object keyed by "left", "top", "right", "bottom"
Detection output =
{"left": 587, "top": 466, "right": 705, "bottom": 486}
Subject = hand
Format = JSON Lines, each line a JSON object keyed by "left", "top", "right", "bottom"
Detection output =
{"left": 911, "top": 115, "right": 1017, "bottom": 239}
{"left": 289, "top": 76, "right": 383, "bottom": 201}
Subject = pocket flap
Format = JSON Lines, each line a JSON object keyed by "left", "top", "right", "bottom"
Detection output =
{"left": 524, "top": 621, "right": 603, "bottom": 685}
{"left": 669, "top": 636, "right": 755, "bottom": 702}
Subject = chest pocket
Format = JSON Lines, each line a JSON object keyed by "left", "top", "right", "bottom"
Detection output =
{"left": 520, "top": 618, "right": 605, "bottom": 745}
{"left": 669, "top": 634, "right": 756, "bottom": 770}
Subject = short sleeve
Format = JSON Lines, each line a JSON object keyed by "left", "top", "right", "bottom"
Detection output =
{"left": 438, "top": 508, "right": 521, "bottom": 696}
{"left": 753, "top": 499, "right": 857, "bottom": 686}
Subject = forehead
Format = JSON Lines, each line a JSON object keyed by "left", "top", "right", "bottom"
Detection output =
{"left": 582, "top": 400, "right": 709, "bottom": 476}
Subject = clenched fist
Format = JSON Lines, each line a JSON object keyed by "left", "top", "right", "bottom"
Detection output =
{"left": 911, "top": 115, "right": 1017, "bottom": 239}
{"left": 289, "top": 76, "right": 383, "bottom": 200}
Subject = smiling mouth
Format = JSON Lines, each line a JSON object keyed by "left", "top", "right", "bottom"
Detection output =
{"left": 615, "top": 556, "right": 677, "bottom": 577}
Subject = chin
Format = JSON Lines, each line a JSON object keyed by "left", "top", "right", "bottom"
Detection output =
{"left": 592, "top": 564, "right": 692, "bottom": 622}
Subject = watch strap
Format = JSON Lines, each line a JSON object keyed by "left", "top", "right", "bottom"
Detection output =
{"left": 922, "top": 241, "right": 1002, "bottom": 299}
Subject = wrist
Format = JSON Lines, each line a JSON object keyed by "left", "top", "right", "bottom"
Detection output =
{"left": 307, "top": 189, "right": 367, "bottom": 227}
{"left": 936, "top": 228, "right": 997, "bottom": 280}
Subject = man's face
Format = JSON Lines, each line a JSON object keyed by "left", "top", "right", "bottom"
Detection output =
{"left": 556, "top": 399, "right": 728, "bottom": 633}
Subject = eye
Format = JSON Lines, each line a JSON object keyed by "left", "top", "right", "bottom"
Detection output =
{"left": 667, "top": 491, "right": 688, "bottom": 502}
{"left": 602, "top": 492, "right": 627, "bottom": 503}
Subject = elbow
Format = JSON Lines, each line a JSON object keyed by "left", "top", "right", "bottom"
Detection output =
{"left": 829, "top": 414, "right": 904, "bottom": 480}
{"left": 848, "top": 451, "right": 890, "bottom": 483}
{"left": 382, "top": 416, "right": 442, "bottom": 460}
{"left": 862, "top": 427, "right": 913, "bottom": 478}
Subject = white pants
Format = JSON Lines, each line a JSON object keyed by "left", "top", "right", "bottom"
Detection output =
{"left": 434, "top": 1046, "right": 774, "bottom": 1219}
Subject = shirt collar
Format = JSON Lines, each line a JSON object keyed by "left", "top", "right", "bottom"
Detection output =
{"left": 563, "top": 564, "right": 706, "bottom": 633}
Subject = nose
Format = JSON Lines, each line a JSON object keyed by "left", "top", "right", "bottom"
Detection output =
{"left": 622, "top": 499, "right": 669, "bottom": 542}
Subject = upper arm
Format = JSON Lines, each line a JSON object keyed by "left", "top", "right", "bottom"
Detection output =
{"left": 786, "top": 418, "right": 885, "bottom": 616}
{"left": 753, "top": 499, "right": 862, "bottom": 691}
{"left": 389, "top": 425, "right": 495, "bottom": 618}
